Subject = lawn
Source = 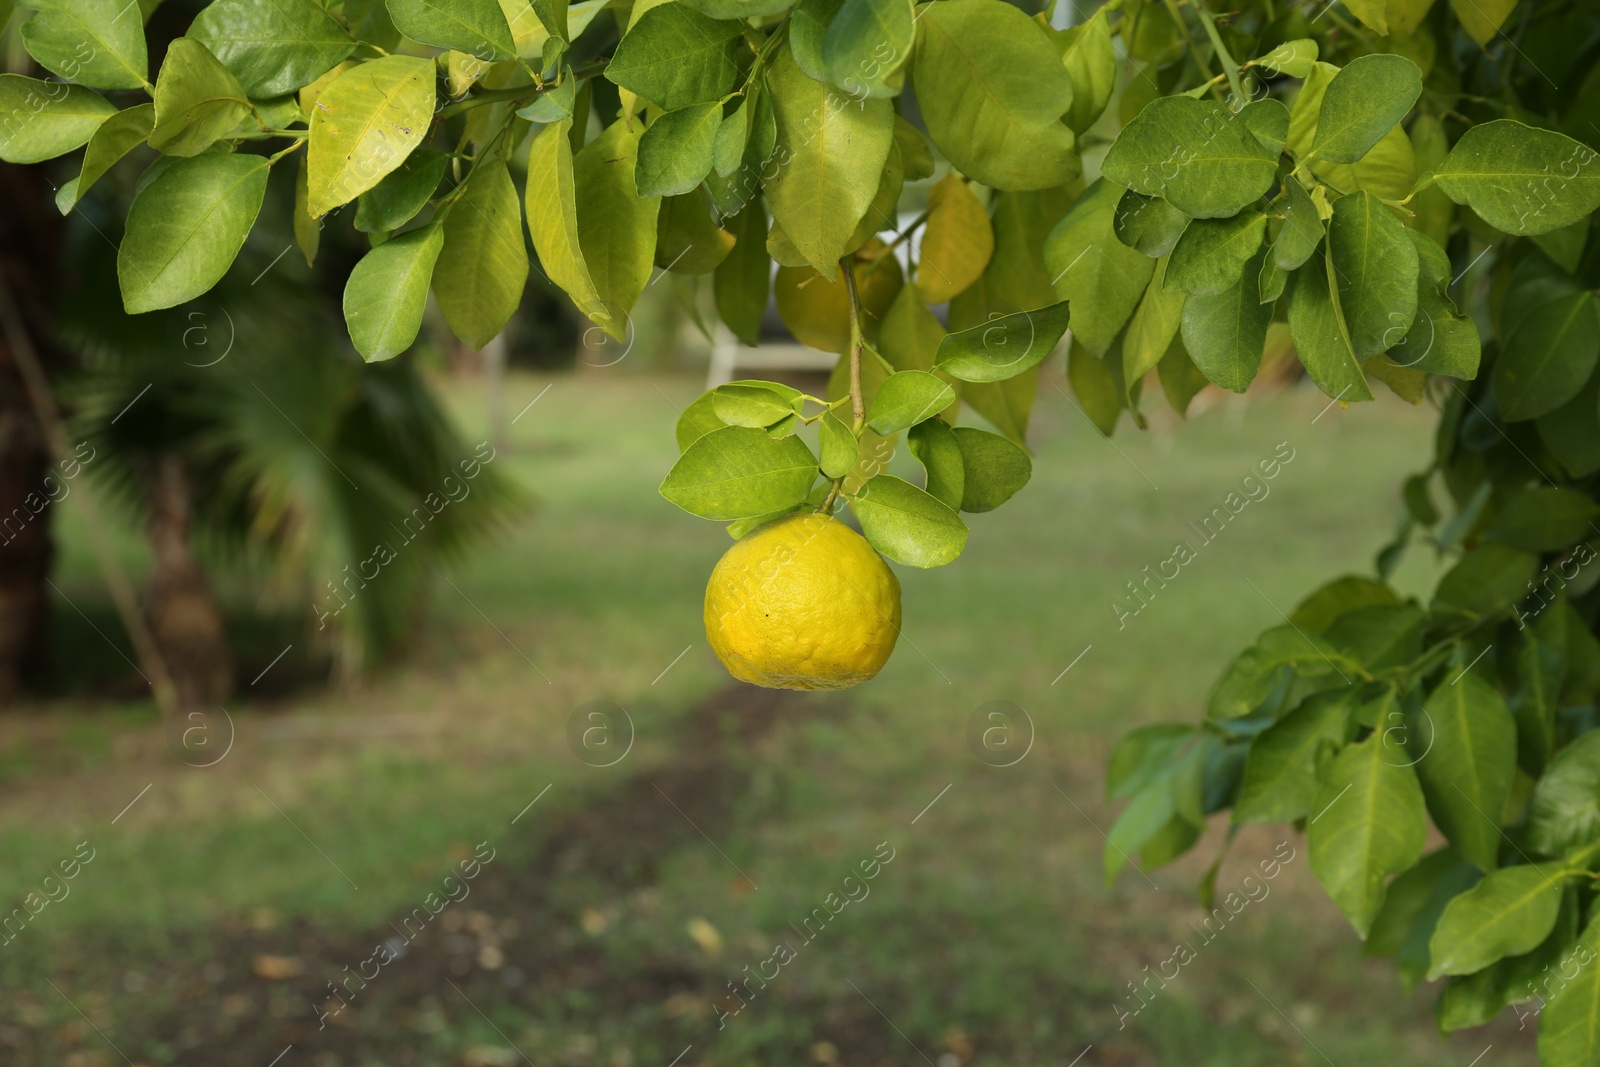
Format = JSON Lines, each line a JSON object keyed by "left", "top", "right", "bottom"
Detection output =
{"left": 0, "top": 366, "right": 1537, "bottom": 1067}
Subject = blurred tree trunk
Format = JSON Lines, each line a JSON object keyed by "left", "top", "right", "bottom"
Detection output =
{"left": 0, "top": 164, "right": 62, "bottom": 702}
{"left": 147, "top": 456, "right": 234, "bottom": 708}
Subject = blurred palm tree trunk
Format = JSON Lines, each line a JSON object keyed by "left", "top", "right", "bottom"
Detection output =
{"left": 146, "top": 456, "right": 233, "bottom": 707}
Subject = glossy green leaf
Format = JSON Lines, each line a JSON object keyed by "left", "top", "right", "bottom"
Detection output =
{"left": 1256, "top": 38, "right": 1316, "bottom": 77}
{"left": 636, "top": 101, "right": 723, "bottom": 198}
{"left": 1413, "top": 671, "right": 1516, "bottom": 872}
{"left": 1528, "top": 731, "right": 1600, "bottom": 857}
{"left": 1307, "top": 731, "right": 1428, "bottom": 937}
{"left": 1328, "top": 190, "right": 1418, "bottom": 358}
{"left": 56, "top": 102, "right": 152, "bottom": 213}
{"left": 712, "top": 383, "right": 800, "bottom": 428}
{"left": 1102, "top": 96, "right": 1278, "bottom": 218}
{"left": 1389, "top": 229, "right": 1480, "bottom": 380}
{"left": 951, "top": 426, "right": 1030, "bottom": 513}
{"left": 789, "top": 0, "right": 844, "bottom": 82}
{"left": 1538, "top": 911, "right": 1600, "bottom": 1067}
{"left": 20, "top": 0, "right": 147, "bottom": 90}
{"left": 573, "top": 118, "right": 661, "bottom": 339}
{"left": 1234, "top": 689, "right": 1354, "bottom": 824}
{"left": 188, "top": 0, "right": 355, "bottom": 97}
{"left": 675, "top": 392, "right": 726, "bottom": 452}
{"left": 850, "top": 473, "right": 968, "bottom": 568}
{"left": 354, "top": 148, "right": 447, "bottom": 233}
{"left": 764, "top": 48, "right": 894, "bottom": 279}
{"left": 1113, "top": 190, "right": 1188, "bottom": 258}
{"left": 1239, "top": 98, "right": 1289, "bottom": 156}
{"left": 934, "top": 301, "right": 1071, "bottom": 384}
{"left": 1055, "top": 6, "right": 1115, "bottom": 135}
{"left": 306, "top": 55, "right": 435, "bottom": 216}
{"left": 1164, "top": 210, "right": 1267, "bottom": 297}
{"left": 1311, "top": 54, "right": 1422, "bottom": 164}
{"left": 866, "top": 371, "right": 957, "bottom": 434}
{"left": 1428, "top": 864, "right": 1566, "bottom": 978}
{"left": 1180, "top": 248, "right": 1272, "bottom": 393}
{"left": 913, "top": 0, "right": 1077, "bottom": 192}
{"left": 1494, "top": 292, "right": 1600, "bottom": 422}
{"left": 117, "top": 153, "right": 268, "bottom": 314}
{"left": 606, "top": 2, "right": 741, "bottom": 111}
{"left": 1432, "top": 120, "right": 1600, "bottom": 237}
{"left": 906, "top": 419, "right": 963, "bottom": 510}
{"left": 1272, "top": 178, "right": 1323, "bottom": 270}
{"left": 1045, "top": 179, "right": 1155, "bottom": 357}
{"left": 148, "top": 39, "right": 250, "bottom": 157}
{"left": 1287, "top": 249, "right": 1373, "bottom": 403}
{"left": 434, "top": 159, "right": 527, "bottom": 350}
{"left": 819, "top": 410, "right": 858, "bottom": 479}
{"left": 386, "top": 0, "right": 515, "bottom": 60}
{"left": 1123, "top": 257, "right": 1186, "bottom": 395}
{"left": 342, "top": 223, "right": 445, "bottom": 361}
{"left": 823, "top": 0, "right": 912, "bottom": 98}
{"left": 661, "top": 425, "right": 818, "bottom": 519}
{"left": 0, "top": 75, "right": 115, "bottom": 163}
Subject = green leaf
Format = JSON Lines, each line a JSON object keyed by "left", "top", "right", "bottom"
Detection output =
{"left": 342, "top": 222, "right": 445, "bottom": 361}
{"left": 1045, "top": 179, "right": 1155, "bottom": 357}
{"left": 0, "top": 75, "right": 116, "bottom": 163}
{"left": 1366, "top": 847, "right": 1474, "bottom": 962}
{"left": 1113, "top": 190, "right": 1188, "bottom": 258}
{"left": 934, "top": 301, "right": 1071, "bottom": 385}
{"left": 1068, "top": 338, "right": 1122, "bottom": 435}
{"left": 1433, "top": 543, "right": 1540, "bottom": 616}
{"left": 819, "top": 410, "right": 858, "bottom": 479}
{"left": 1256, "top": 38, "right": 1317, "bottom": 78}
{"left": 1123, "top": 257, "right": 1186, "bottom": 394}
{"left": 1164, "top": 210, "right": 1267, "bottom": 297}
{"left": 1511, "top": 632, "right": 1564, "bottom": 777}
{"left": 1287, "top": 249, "right": 1373, "bottom": 403}
{"left": 1272, "top": 178, "right": 1323, "bottom": 270}
{"left": 1532, "top": 218, "right": 1590, "bottom": 274}
{"left": 573, "top": 117, "right": 661, "bottom": 339}
{"left": 906, "top": 419, "right": 963, "bottom": 510}
{"left": 526, "top": 119, "right": 607, "bottom": 326}
{"left": 386, "top": 0, "right": 515, "bottom": 60}
{"left": 823, "top": 0, "right": 912, "bottom": 98}
{"left": 714, "top": 200, "right": 771, "bottom": 345}
{"left": 1413, "top": 671, "right": 1516, "bottom": 872}
{"left": 517, "top": 75, "right": 576, "bottom": 123}
{"left": 1307, "top": 731, "right": 1428, "bottom": 937}
{"left": 661, "top": 425, "right": 819, "bottom": 519}
{"left": 1488, "top": 488, "right": 1600, "bottom": 552}
{"left": 1107, "top": 723, "right": 1195, "bottom": 801}
{"left": 188, "top": 0, "right": 355, "bottom": 98}
{"left": 1537, "top": 907, "right": 1600, "bottom": 1066}
{"left": 1427, "top": 864, "right": 1566, "bottom": 979}
{"left": 1539, "top": 371, "right": 1600, "bottom": 479}
{"left": 1239, "top": 98, "right": 1289, "bottom": 156}
{"left": 1288, "top": 62, "right": 1417, "bottom": 201}
{"left": 434, "top": 159, "right": 527, "bottom": 350}
{"left": 678, "top": 0, "right": 794, "bottom": 17}
{"left": 148, "top": 38, "right": 250, "bottom": 157}
{"left": 117, "top": 153, "right": 268, "bottom": 314}
{"left": 1234, "top": 689, "right": 1354, "bottom": 824}
{"left": 1180, "top": 248, "right": 1273, "bottom": 393}
{"left": 20, "top": 0, "right": 147, "bottom": 90}
{"left": 306, "top": 55, "right": 435, "bottom": 216}
{"left": 711, "top": 382, "right": 800, "bottom": 428}
{"left": 1054, "top": 6, "right": 1115, "bottom": 135}
{"left": 1102, "top": 96, "right": 1278, "bottom": 218}
{"left": 1494, "top": 292, "right": 1600, "bottom": 422}
{"left": 1328, "top": 190, "right": 1418, "bottom": 358}
{"left": 850, "top": 474, "right": 968, "bottom": 568}
{"left": 1311, "top": 55, "right": 1422, "bottom": 164}
{"left": 354, "top": 148, "right": 448, "bottom": 233}
{"left": 912, "top": 0, "right": 1077, "bottom": 192}
{"left": 606, "top": 2, "right": 741, "bottom": 111}
{"left": 675, "top": 392, "right": 725, "bottom": 452}
{"left": 867, "top": 371, "right": 957, "bottom": 434}
{"left": 1432, "top": 120, "right": 1600, "bottom": 237}
{"left": 657, "top": 192, "right": 735, "bottom": 274}
{"left": 56, "top": 102, "right": 152, "bottom": 214}
{"left": 531, "top": 0, "right": 570, "bottom": 40}
{"left": 1528, "top": 731, "right": 1600, "bottom": 857}
{"left": 636, "top": 102, "right": 723, "bottom": 198}
{"left": 764, "top": 48, "right": 894, "bottom": 279}
{"left": 1105, "top": 778, "right": 1177, "bottom": 885}
{"left": 951, "top": 426, "right": 1029, "bottom": 513}
{"left": 960, "top": 370, "right": 1037, "bottom": 447}
{"left": 1389, "top": 229, "right": 1480, "bottom": 380}
{"left": 789, "top": 0, "right": 844, "bottom": 82}
{"left": 1156, "top": 338, "right": 1206, "bottom": 417}
{"left": 1290, "top": 574, "right": 1401, "bottom": 633}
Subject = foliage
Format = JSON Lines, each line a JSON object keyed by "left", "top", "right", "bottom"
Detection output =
{"left": 7, "top": 0, "right": 1600, "bottom": 1054}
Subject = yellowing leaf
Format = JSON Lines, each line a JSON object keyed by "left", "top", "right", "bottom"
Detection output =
{"left": 916, "top": 174, "right": 994, "bottom": 304}
{"left": 306, "top": 55, "right": 435, "bottom": 216}
{"left": 436, "top": 160, "right": 528, "bottom": 350}
{"left": 526, "top": 118, "right": 607, "bottom": 327}
{"left": 573, "top": 118, "right": 661, "bottom": 339}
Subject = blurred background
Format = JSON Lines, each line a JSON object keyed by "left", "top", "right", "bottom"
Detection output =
{"left": 0, "top": 6, "right": 1546, "bottom": 1067}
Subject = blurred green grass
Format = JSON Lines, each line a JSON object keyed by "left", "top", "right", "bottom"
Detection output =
{"left": 2, "top": 369, "right": 1534, "bottom": 1066}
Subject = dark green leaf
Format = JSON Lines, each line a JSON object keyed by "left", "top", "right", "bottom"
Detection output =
{"left": 934, "top": 300, "right": 1071, "bottom": 384}
{"left": 606, "top": 3, "right": 742, "bottom": 111}
{"left": 1433, "top": 120, "right": 1600, "bottom": 237}
{"left": 188, "top": 0, "right": 354, "bottom": 97}
{"left": 951, "top": 426, "right": 1030, "bottom": 513}
{"left": 1113, "top": 190, "right": 1188, "bottom": 258}
{"left": 907, "top": 419, "right": 963, "bottom": 509}
{"left": 1102, "top": 95, "right": 1278, "bottom": 217}
{"left": 636, "top": 101, "right": 723, "bottom": 198}
{"left": 1311, "top": 54, "right": 1422, "bottom": 164}
{"left": 354, "top": 148, "right": 448, "bottom": 233}
{"left": 1494, "top": 292, "right": 1600, "bottom": 422}
{"left": 1164, "top": 210, "right": 1267, "bottom": 297}
{"left": 1180, "top": 248, "right": 1273, "bottom": 393}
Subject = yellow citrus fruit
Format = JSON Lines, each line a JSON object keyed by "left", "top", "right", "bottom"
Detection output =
{"left": 703, "top": 512, "right": 901, "bottom": 690}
